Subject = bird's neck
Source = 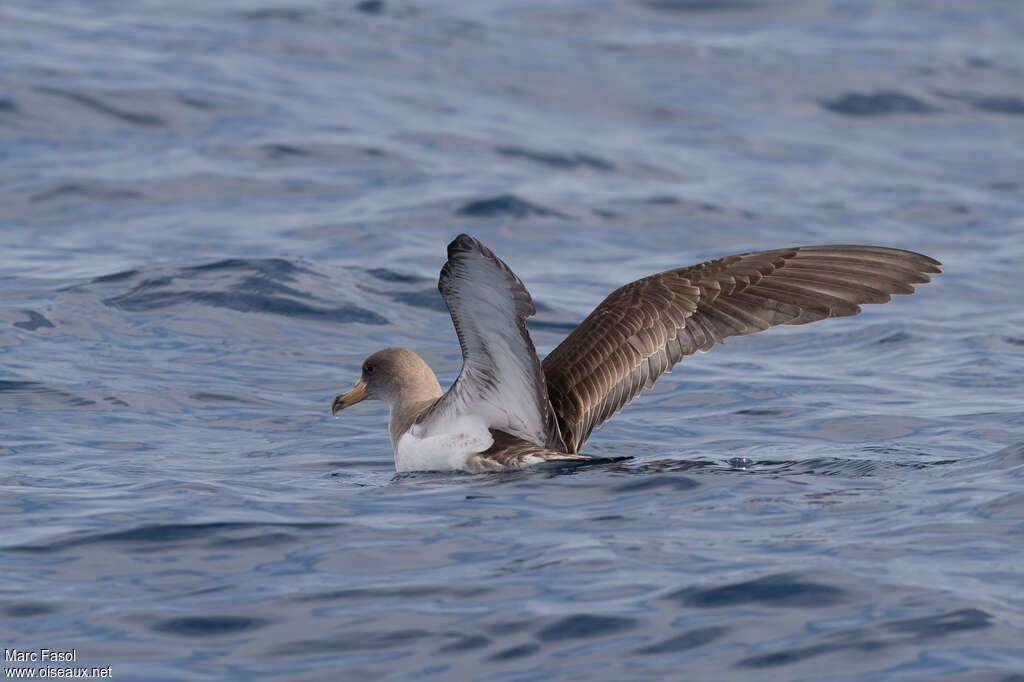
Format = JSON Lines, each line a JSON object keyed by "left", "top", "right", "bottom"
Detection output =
{"left": 387, "top": 385, "right": 443, "bottom": 450}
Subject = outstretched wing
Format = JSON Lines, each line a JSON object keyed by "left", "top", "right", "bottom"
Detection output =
{"left": 542, "top": 245, "right": 941, "bottom": 453}
{"left": 419, "top": 234, "right": 562, "bottom": 448}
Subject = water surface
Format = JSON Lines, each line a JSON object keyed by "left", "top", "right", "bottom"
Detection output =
{"left": 2, "top": 1, "right": 1024, "bottom": 680}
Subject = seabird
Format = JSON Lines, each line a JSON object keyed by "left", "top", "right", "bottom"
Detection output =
{"left": 332, "top": 234, "right": 940, "bottom": 472}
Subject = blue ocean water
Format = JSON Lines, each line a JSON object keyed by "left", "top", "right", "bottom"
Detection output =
{"left": 2, "top": 1, "right": 1024, "bottom": 680}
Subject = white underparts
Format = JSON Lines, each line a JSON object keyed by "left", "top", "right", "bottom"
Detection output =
{"left": 394, "top": 413, "right": 494, "bottom": 472}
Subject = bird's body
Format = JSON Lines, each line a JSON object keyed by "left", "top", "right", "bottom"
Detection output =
{"left": 394, "top": 412, "right": 492, "bottom": 473}
{"left": 331, "top": 235, "right": 940, "bottom": 472}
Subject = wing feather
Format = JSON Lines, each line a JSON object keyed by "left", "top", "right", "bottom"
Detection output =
{"left": 421, "top": 234, "right": 562, "bottom": 448}
{"left": 466, "top": 430, "right": 626, "bottom": 472}
{"left": 542, "top": 245, "right": 941, "bottom": 453}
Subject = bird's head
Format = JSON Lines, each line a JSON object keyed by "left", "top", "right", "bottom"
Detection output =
{"left": 331, "top": 347, "right": 440, "bottom": 415}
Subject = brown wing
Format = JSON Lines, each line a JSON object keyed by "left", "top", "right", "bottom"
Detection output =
{"left": 541, "top": 245, "right": 941, "bottom": 453}
{"left": 464, "top": 430, "right": 626, "bottom": 472}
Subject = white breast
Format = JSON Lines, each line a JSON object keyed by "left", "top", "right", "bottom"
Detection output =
{"left": 394, "top": 414, "right": 494, "bottom": 472}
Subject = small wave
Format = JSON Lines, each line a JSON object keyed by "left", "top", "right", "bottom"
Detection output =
{"left": 821, "top": 91, "right": 937, "bottom": 117}
{"left": 437, "top": 634, "right": 490, "bottom": 654}
{"left": 355, "top": 0, "right": 385, "bottom": 15}
{"left": 972, "top": 95, "right": 1024, "bottom": 115}
{"left": 106, "top": 289, "right": 385, "bottom": 322}
{"left": 487, "top": 642, "right": 540, "bottom": 661}
{"left": 932, "top": 90, "right": 1024, "bottom": 116}
{"left": 0, "top": 380, "right": 95, "bottom": 409}
{"left": 3, "top": 602, "right": 59, "bottom": 618}
{"left": 642, "top": 0, "right": 759, "bottom": 12}
{"left": 35, "top": 86, "right": 166, "bottom": 127}
{"left": 5, "top": 521, "right": 338, "bottom": 554}
{"left": 183, "top": 257, "right": 310, "bottom": 279}
{"left": 387, "top": 289, "right": 448, "bottom": 312}
{"left": 91, "top": 258, "right": 388, "bottom": 324}
{"left": 367, "top": 267, "right": 430, "bottom": 284}
{"left": 634, "top": 626, "right": 729, "bottom": 654}
{"left": 236, "top": 5, "right": 363, "bottom": 25}
{"left": 30, "top": 181, "right": 144, "bottom": 204}
{"left": 455, "top": 194, "right": 567, "bottom": 219}
{"left": 536, "top": 613, "right": 637, "bottom": 641}
{"left": 294, "top": 585, "right": 439, "bottom": 603}
{"left": 495, "top": 146, "right": 616, "bottom": 172}
{"left": 736, "top": 607, "right": 992, "bottom": 668}
{"left": 152, "top": 615, "right": 270, "bottom": 638}
{"left": 273, "top": 629, "right": 432, "bottom": 656}
{"left": 669, "top": 572, "right": 849, "bottom": 608}
{"left": 208, "top": 142, "right": 401, "bottom": 165}
{"left": 612, "top": 474, "right": 699, "bottom": 492}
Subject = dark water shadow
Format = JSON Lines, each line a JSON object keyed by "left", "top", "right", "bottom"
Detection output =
{"left": 495, "top": 146, "right": 616, "bottom": 172}
{"left": 5, "top": 522, "right": 339, "bottom": 554}
{"left": 669, "top": 573, "right": 849, "bottom": 609}
{"left": 152, "top": 615, "right": 271, "bottom": 638}
{"left": 736, "top": 607, "right": 992, "bottom": 668}
{"left": 536, "top": 613, "right": 638, "bottom": 641}
{"left": 2, "top": 602, "right": 61, "bottom": 618}
{"left": 454, "top": 194, "right": 567, "bottom": 219}
{"left": 72, "top": 258, "right": 389, "bottom": 324}
{"left": 272, "top": 629, "right": 433, "bottom": 656}
{"left": 0, "top": 380, "right": 96, "bottom": 408}
{"left": 642, "top": 0, "right": 760, "bottom": 11}
{"left": 35, "top": 86, "right": 166, "bottom": 127}
{"left": 821, "top": 91, "right": 938, "bottom": 116}
{"left": 634, "top": 626, "right": 729, "bottom": 654}
{"left": 932, "top": 90, "right": 1024, "bottom": 116}
{"left": 14, "top": 310, "right": 55, "bottom": 331}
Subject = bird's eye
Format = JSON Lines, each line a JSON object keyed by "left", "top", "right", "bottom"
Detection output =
{"left": 363, "top": 362, "right": 374, "bottom": 374}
